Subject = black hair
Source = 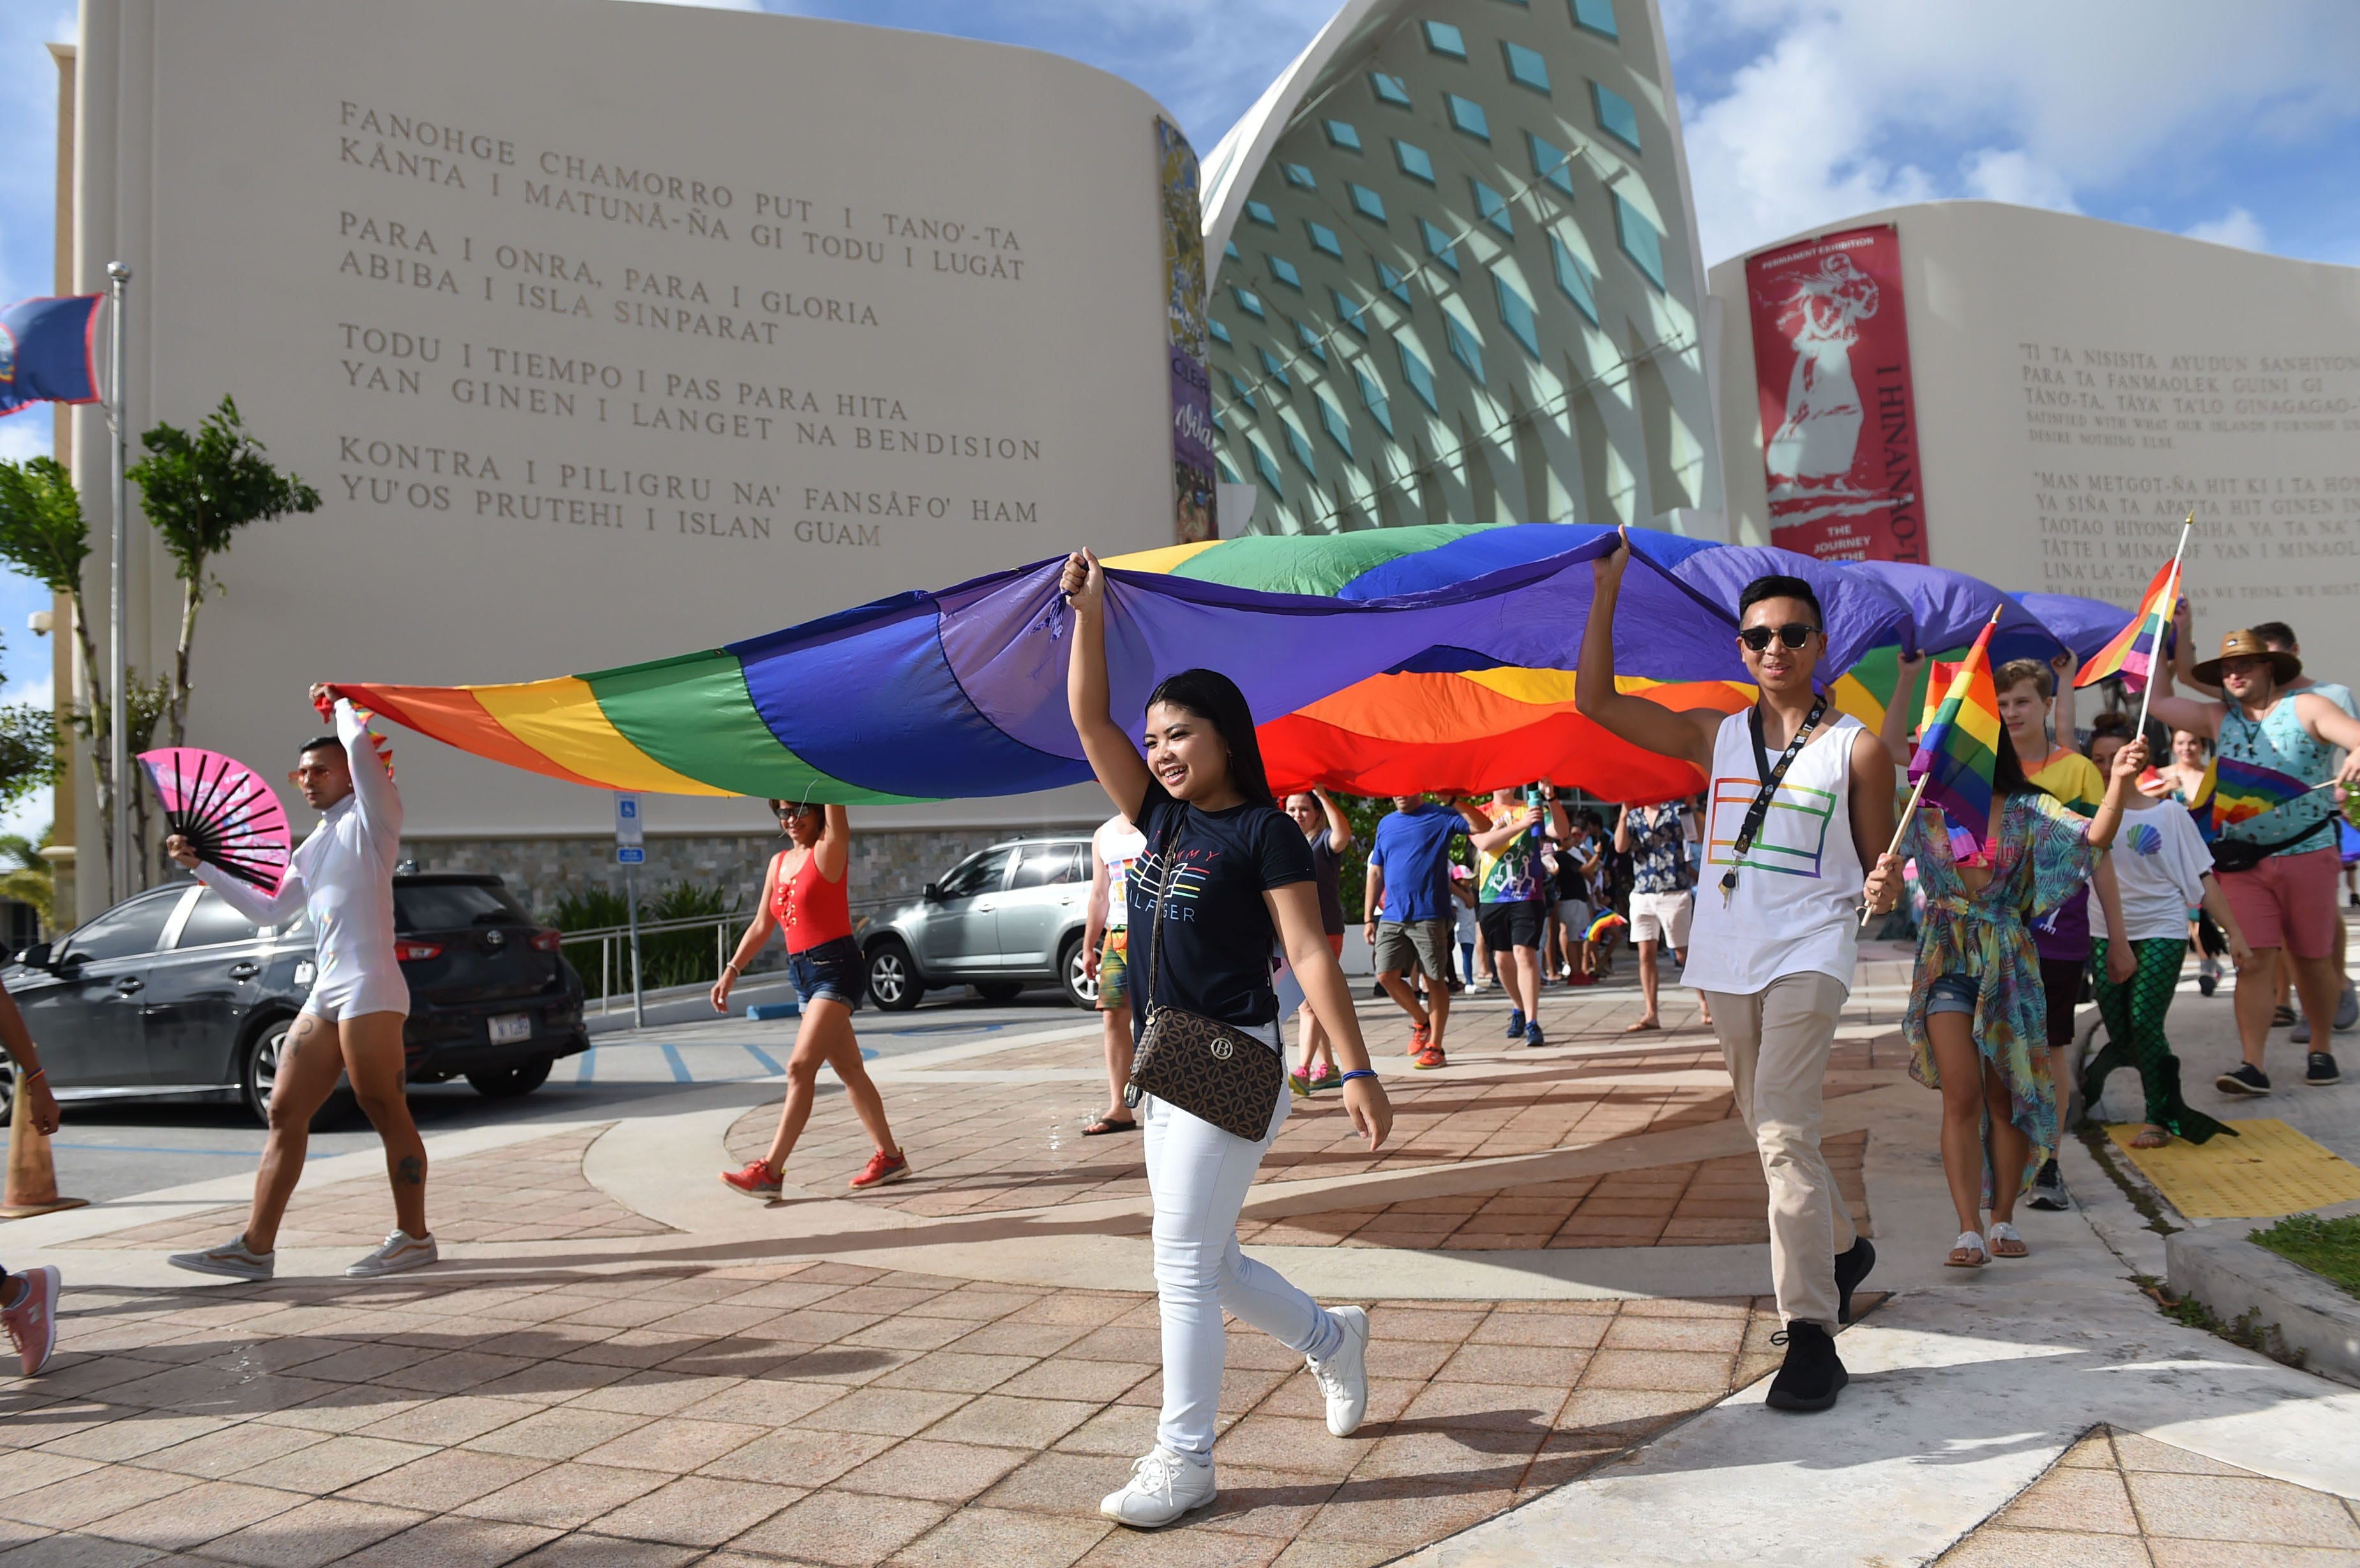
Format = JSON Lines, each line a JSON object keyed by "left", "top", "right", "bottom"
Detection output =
{"left": 298, "top": 734, "right": 345, "bottom": 759}
{"left": 2088, "top": 711, "right": 2134, "bottom": 738}
{"left": 1145, "top": 668, "right": 1276, "bottom": 809}
{"left": 1993, "top": 727, "right": 2036, "bottom": 796}
{"left": 1736, "top": 573, "right": 1824, "bottom": 628}
{"left": 2250, "top": 620, "right": 2297, "bottom": 650}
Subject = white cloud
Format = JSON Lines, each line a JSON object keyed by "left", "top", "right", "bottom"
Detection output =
{"left": 1960, "top": 149, "right": 2077, "bottom": 213}
{"left": 1677, "top": 0, "right": 2360, "bottom": 264}
{"left": 2182, "top": 206, "right": 2267, "bottom": 252}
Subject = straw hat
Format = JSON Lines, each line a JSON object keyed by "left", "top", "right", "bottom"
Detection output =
{"left": 2191, "top": 628, "right": 2301, "bottom": 686}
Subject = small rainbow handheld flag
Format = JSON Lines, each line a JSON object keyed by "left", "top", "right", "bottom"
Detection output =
{"left": 2075, "top": 555, "right": 2179, "bottom": 691}
{"left": 2197, "top": 755, "right": 2314, "bottom": 838}
{"left": 1910, "top": 610, "right": 2005, "bottom": 860}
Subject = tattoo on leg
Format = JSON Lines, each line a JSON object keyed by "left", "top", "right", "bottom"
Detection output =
{"left": 397, "top": 1154, "right": 424, "bottom": 1186}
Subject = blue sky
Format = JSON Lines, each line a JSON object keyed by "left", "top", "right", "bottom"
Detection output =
{"left": 2, "top": 0, "right": 2357, "bottom": 834}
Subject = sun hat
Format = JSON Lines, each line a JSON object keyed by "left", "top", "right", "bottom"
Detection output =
{"left": 2191, "top": 628, "right": 2301, "bottom": 687}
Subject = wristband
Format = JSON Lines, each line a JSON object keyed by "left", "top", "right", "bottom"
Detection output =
{"left": 722, "top": 961, "right": 741, "bottom": 976}
{"left": 1340, "top": 1069, "right": 1377, "bottom": 1083}
{"left": 19, "top": 1067, "right": 42, "bottom": 1081}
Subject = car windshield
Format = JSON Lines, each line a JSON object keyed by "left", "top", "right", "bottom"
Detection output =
{"left": 395, "top": 882, "right": 528, "bottom": 933}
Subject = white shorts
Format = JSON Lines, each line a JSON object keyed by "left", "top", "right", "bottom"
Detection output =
{"left": 1628, "top": 890, "right": 1694, "bottom": 950}
{"left": 300, "top": 967, "right": 412, "bottom": 1023}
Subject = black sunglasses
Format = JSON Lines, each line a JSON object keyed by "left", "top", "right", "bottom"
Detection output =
{"left": 1738, "top": 622, "right": 1819, "bottom": 652}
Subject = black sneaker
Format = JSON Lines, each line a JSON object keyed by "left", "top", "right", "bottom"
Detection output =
{"left": 2216, "top": 1063, "right": 2272, "bottom": 1096}
{"left": 1833, "top": 1237, "right": 1875, "bottom": 1326}
{"left": 2307, "top": 1052, "right": 2341, "bottom": 1087}
{"left": 1764, "top": 1321, "right": 1847, "bottom": 1413}
{"left": 2027, "top": 1157, "right": 2069, "bottom": 1211}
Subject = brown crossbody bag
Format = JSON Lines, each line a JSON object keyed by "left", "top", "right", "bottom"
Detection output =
{"left": 1121, "top": 817, "right": 1286, "bottom": 1140}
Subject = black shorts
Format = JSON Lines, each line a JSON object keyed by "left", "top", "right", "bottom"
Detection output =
{"left": 1478, "top": 900, "right": 1544, "bottom": 951}
{"left": 2037, "top": 956, "right": 2084, "bottom": 1049}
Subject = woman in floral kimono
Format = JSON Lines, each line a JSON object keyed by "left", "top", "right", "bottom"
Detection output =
{"left": 1899, "top": 730, "right": 2147, "bottom": 1267}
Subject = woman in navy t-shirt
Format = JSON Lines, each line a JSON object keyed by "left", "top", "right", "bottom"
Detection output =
{"left": 1060, "top": 548, "right": 1393, "bottom": 1531}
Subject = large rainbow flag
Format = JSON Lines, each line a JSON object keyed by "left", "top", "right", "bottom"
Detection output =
{"left": 1910, "top": 611, "right": 2005, "bottom": 858}
{"left": 325, "top": 525, "right": 2123, "bottom": 808}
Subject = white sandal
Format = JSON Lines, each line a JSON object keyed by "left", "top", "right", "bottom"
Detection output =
{"left": 1987, "top": 1221, "right": 2028, "bottom": 1259}
{"left": 1946, "top": 1230, "right": 1988, "bottom": 1268}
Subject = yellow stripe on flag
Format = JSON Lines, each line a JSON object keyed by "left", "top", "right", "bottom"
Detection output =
{"left": 474, "top": 677, "right": 734, "bottom": 796}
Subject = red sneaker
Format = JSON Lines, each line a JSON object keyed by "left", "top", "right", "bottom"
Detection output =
{"left": 1411, "top": 1046, "right": 1448, "bottom": 1071}
{"left": 720, "top": 1160, "right": 782, "bottom": 1199}
{"left": 1566, "top": 971, "right": 1596, "bottom": 988}
{"left": 849, "top": 1149, "right": 911, "bottom": 1191}
{"left": 2, "top": 1265, "right": 59, "bottom": 1376}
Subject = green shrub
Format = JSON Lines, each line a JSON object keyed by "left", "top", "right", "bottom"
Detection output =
{"left": 2250, "top": 1211, "right": 2360, "bottom": 1302}
{"left": 546, "top": 878, "right": 743, "bottom": 998}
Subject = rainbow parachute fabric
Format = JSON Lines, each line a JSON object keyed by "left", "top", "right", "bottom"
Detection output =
{"left": 328, "top": 524, "right": 2138, "bottom": 808}
{"left": 1910, "top": 610, "right": 2004, "bottom": 861}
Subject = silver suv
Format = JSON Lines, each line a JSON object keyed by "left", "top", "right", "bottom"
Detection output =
{"left": 861, "top": 836, "right": 1097, "bottom": 1011}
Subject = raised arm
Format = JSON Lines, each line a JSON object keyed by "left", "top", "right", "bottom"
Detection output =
{"left": 1315, "top": 786, "right": 1352, "bottom": 850}
{"left": 2086, "top": 735, "right": 2152, "bottom": 851}
{"left": 1613, "top": 809, "right": 1633, "bottom": 854}
{"left": 813, "top": 804, "right": 851, "bottom": 883}
{"left": 2140, "top": 658, "right": 2221, "bottom": 741}
{"left": 328, "top": 691, "right": 402, "bottom": 842}
{"left": 2170, "top": 598, "right": 2218, "bottom": 699}
{"left": 2050, "top": 652, "right": 2079, "bottom": 746}
{"left": 1462, "top": 801, "right": 1532, "bottom": 854}
{"left": 1574, "top": 531, "right": 1720, "bottom": 772}
{"left": 1061, "top": 550, "right": 1154, "bottom": 822}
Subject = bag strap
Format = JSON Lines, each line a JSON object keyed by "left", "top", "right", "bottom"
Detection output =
{"left": 1718, "top": 695, "right": 1827, "bottom": 907}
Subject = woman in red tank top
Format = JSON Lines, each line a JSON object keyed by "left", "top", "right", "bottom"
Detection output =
{"left": 713, "top": 801, "right": 907, "bottom": 1196}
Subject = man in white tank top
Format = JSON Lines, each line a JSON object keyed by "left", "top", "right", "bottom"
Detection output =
{"left": 1577, "top": 535, "right": 1895, "bottom": 1414}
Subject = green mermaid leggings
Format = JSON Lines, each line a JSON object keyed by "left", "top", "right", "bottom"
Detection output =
{"left": 2083, "top": 938, "right": 2233, "bottom": 1145}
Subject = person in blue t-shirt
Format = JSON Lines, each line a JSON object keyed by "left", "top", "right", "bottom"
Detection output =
{"left": 1363, "top": 795, "right": 1471, "bottom": 1069}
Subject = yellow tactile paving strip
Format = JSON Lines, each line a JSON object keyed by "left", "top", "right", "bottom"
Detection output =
{"left": 2107, "top": 1118, "right": 2360, "bottom": 1218}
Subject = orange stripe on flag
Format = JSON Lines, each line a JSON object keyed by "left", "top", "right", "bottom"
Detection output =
{"left": 331, "top": 683, "right": 615, "bottom": 792}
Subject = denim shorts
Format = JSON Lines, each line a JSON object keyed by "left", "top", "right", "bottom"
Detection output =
{"left": 789, "top": 935, "right": 863, "bottom": 1007}
{"left": 1925, "top": 973, "right": 1979, "bottom": 1018}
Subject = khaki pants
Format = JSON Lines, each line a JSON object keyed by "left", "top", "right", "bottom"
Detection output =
{"left": 1702, "top": 972, "right": 1854, "bottom": 1330}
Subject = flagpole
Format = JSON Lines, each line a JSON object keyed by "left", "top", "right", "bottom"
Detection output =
{"left": 105, "top": 262, "right": 132, "bottom": 907}
{"left": 2133, "top": 511, "right": 2193, "bottom": 744}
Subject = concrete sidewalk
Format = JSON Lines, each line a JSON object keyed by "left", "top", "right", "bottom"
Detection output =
{"left": 1, "top": 953, "right": 2356, "bottom": 1565}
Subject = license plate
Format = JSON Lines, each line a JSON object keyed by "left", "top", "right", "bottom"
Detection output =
{"left": 488, "top": 1013, "right": 533, "bottom": 1044}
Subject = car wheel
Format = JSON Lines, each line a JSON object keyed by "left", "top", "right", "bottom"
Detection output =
{"left": 866, "top": 937, "right": 923, "bottom": 1012}
{"left": 974, "top": 981, "right": 1023, "bottom": 1004}
{"left": 1060, "top": 932, "right": 1098, "bottom": 1011}
{"left": 467, "top": 1055, "right": 554, "bottom": 1098}
{"left": 239, "top": 1019, "right": 292, "bottom": 1125}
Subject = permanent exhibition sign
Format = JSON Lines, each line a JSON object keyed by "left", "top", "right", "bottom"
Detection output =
{"left": 1744, "top": 224, "right": 1928, "bottom": 563}
{"left": 75, "top": 0, "right": 1190, "bottom": 837}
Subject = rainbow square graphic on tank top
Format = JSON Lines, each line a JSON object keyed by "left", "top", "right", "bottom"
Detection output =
{"left": 1704, "top": 776, "right": 1838, "bottom": 880}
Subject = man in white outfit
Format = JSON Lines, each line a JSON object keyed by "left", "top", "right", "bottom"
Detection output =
{"left": 1578, "top": 538, "right": 1891, "bottom": 1412}
{"left": 166, "top": 686, "right": 433, "bottom": 1281}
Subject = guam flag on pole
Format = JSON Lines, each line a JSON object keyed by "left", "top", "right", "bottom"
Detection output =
{"left": 1910, "top": 609, "right": 2004, "bottom": 859}
{"left": 0, "top": 295, "right": 103, "bottom": 418}
{"left": 2074, "top": 554, "right": 2179, "bottom": 691}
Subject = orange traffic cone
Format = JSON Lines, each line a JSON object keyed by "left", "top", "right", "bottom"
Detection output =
{"left": 2, "top": 1077, "right": 86, "bottom": 1218}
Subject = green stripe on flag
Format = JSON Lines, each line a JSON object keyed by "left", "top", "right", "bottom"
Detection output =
{"left": 1161, "top": 525, "right": 1501, "bottom": 596}
{"left": 589, "top": 650, "right": 928, "bottom": 803}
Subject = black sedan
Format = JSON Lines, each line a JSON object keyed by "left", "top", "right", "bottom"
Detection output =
{"left": 3, "top": 873, "right": 587, "bottom": 1122}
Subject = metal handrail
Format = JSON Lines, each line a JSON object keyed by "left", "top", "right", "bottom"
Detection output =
{"left": 554, "top": 905, "right": 887, "bottom": 1016}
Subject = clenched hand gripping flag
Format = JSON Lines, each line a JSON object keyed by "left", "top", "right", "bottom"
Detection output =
{"left": 1909, "top": 610, "right": 2005, "bottom": 861}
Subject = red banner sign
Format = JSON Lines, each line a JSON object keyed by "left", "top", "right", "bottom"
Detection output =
{"left": 1744, "top": 223, "right": 1927, "bottom": 562}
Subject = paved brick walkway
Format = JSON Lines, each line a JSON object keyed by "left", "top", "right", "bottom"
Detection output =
{"left": 0, "top": 1260, "right": 1863, "bottom": 1567}
{"left": 1937, "top": 1424, "right": 2360, "bottom": 1565}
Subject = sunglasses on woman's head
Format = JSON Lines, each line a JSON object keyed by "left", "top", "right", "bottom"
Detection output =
{"left": 1738, "top": 622, "right": 1819, "bottom": 652}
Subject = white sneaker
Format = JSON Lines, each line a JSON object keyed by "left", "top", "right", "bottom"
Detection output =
{"left": 1306, "top": 1305, "right": 1370, "bottom": 1436}
{"left": 345, "top": 1230, "right": 437, "bottom": 1278}
{"left": 167, "top": 1234, "right": 274, "bottom": 1283}
{"left": 1099, "top": 1447, "right": 1216, "bottom": 1528}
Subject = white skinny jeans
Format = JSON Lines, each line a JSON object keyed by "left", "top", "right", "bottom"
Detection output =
{"left": 1144, "top": 1027, "right": 1343, "bottom": 1459}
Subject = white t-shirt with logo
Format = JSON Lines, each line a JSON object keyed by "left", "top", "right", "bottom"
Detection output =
{"left": 2093, "top": 801, "right": 2212, "bottom": 944}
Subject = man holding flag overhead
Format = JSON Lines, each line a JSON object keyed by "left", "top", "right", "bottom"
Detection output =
{"left": 2148, "top": 629, "right": 2360, "bottom": 1094}
{"left": 1579, "top": 536, "right": 1891, "bottom": 1415}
